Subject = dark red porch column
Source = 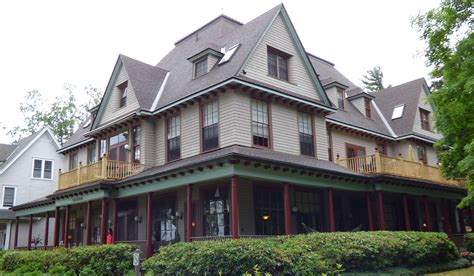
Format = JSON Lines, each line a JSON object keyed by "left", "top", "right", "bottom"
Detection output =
{"left": 328, "top": 188, "right": 336, "bottom": 232}
{"left": 402, "top": 194, "right": 411, "bottom": 231}
{"left": 423, "top": 197, "right": 431, "bottom": 232}
{"left": 113, "top": 199, "right": 118, "bottom": 243}
{"left": 283, "top": 183, "right": 291, "bottom": 235}
{"left": 64, "top": 205, "right": 70, "bottom": 248}
{"left": 231, "top": 176, "right": 239, "bottom": 239}
{"left": 377, "top": 191, "right": 385, "bottom": 230}
{"left": 459, "top": 208, "right": 466, "bottom": 234}
{"left": 100, "top": 198, "right": 108, "bottom": 245}
{"left": 53, "top": 207, "right": 60, "bottom": 247}
{"left": 146, "top": 192, "right": 153, "bottom": 258}
{"left": 14, "top": 217, "right": 19, "bottom": 249}
{"left": 27, "top": 215, "right": 33, "bottom": 250}
{"left": 186, "top": 184, "right": 193, "bottom": 242}
{"left": 44, "top": 211, "right": 50, "bottom": 250}
{"left": 86, "top": 201, "right": 92, "bottom": 245}
{"left": 365, "top": 192, "right": 374, "bottom": 231}
{"left": 443, "top": 200, "right": 452, "bottom": 234}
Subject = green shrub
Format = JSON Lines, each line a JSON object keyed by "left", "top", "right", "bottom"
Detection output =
{"left": 143, "top": 231, "right": 458, "bottom": 275}
{"left": 464, "top": 232, "right": 474, "bottom": 252}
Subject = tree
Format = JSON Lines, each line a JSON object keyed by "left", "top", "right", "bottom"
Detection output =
{"left": 361, "top": 66, "right": 386, "bottom": 92}
{"left": 8, "top": 84, "right": 103, "bottom": 146}
{"left": 412, "top": 0, "right": 473, "bottom": 206}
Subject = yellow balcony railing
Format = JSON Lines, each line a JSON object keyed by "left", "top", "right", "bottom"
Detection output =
{"left": 58, "top": 156, "right": 145, "bottom": 190}
{"left": 336, "top": 151, "right": 467, "bottom": 188}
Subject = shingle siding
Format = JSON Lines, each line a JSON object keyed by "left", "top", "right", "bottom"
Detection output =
{"left": 219, "top": 90, "right": 252, "bottom": 148}
{"left": 141, "top": 119, "right": 156, "bottom": 168}
{"left": 181, "top": 104, "right": 201, "bottom": 158}
{"left": 272, "top": 102, "right": 299, "bottom": 155}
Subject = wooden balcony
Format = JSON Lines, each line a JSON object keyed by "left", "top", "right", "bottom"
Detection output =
{"left": 58, "top": 156, "right": 145, "bottom": 190}
{"left": 336, "top": 151, "right": 467, "bottom": 188}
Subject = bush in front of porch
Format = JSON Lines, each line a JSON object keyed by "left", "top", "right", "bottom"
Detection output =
{"left": 142, "top": 231, "right": 460, "bottom": 275}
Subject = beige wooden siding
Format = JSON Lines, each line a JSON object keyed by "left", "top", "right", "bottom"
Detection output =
{"left": 155, "top": 118, "right": 165, "bottom": 166}
{"left": 425, "top": 146, "right": 438, "bottom": 166}
{"left": 325, "top": 87, "right": 338, "bottom": 108}
{"left": 181, "top": 104, "right": 200, "bottom": 158}
{"left": 140, "top": 119, "right": 156, "bottom": 169}
{"left": 390, "top": 140, "right": 413, "bottom": 160}
{"left": 272, "top": 102, "right": 299, "bottom": 155}
{"left": 331, "top": 129, "right": 377, "bottom": 160}
{"left": 243, "top": 14, "right": 321, "bottom": 101}
{"left": 208, "top": 55, "right": 220, "bottom": 71}
{"left": 314, "top": 115, "right": 328, "bottom": 160}
{"left": 350, "top": 97, "right": 366, "bottom": 117}
{"left": 219, "top": 90, "right": 252, "bottom": 148}
{"left": 98, "top": 67, "right": 140, "bottom": 126}
{"left": 412, "top": 88, "right": 442, "bottom": 140}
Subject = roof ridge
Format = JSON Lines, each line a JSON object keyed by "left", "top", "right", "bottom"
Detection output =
{"left": 306, "top": 52, "right": 335, "bottom": 66}
{"left": 377, "top": 77, "right": 425, "bottom": 93}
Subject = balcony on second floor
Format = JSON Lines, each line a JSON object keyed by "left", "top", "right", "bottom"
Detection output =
{"left": 58, "top": 156, "right": 144, "bottom": 191}
{"left": 336, "top": 150, "right": 467, "bottom": 188}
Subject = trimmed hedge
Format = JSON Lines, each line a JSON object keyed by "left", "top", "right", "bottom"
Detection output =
{"left": 0, "top": 243, "right": 134, "bottom": 275}
{"left": 142, "top": 231, "right": 459, "bottom": 275}
{"left": 464, "top": 232, "right": 474, "bottom": 252}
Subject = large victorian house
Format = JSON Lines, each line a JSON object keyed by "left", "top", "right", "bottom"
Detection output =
{"left": 12, "top": 4, "right": 468, "bottom": 256}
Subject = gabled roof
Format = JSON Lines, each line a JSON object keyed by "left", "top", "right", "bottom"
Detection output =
{"left": 308, "top": 53, "right": 358, "bottom": 91}
{"left": 59, "top": 120, "right": 94, "bottom": 152}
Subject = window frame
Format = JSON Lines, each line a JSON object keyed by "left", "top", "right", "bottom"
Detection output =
{"left": 194, "top": 57, "right": 208, "bottom": 79}
{"left": 298, "top": 111, "right": 315, "bottom": 157}
{"left": 132, "top": 126, "right": 141, "bottom": 163}
{"left": 251, "top": 98, "right": 272, "bottom": 148}
{"left": 417, "top": 144, "right": 428, "bottom": 164}
{"left": 200, "top": 100, "right": 220, "bottom": 152}
{"left": 87, "top": 143, "right": 97, "bottom": 164}
{"left": 419, "top": 108, "right": 431, "bottom": 131}
{"left": 118, "top": 81, "right": 128, "bottom": 108}
{"left": 336, "top": 88, "right": 345, "bottom": 110}
{"left": 345, "top": 143, "right": 367, "bottom": 158}
{"left": 1, "top": 186, "right": 16, "bottom": 209}
{"left": 202, "top": 185, "right": 230, "bottom": 237}
{"left": 365, "top": 98, "right": 372, "bottom": 118}
{"left": 69, "top": 151, "right": 79, "bottom": 170}
{"left": 166, "top": 114, "right": 182, "bottom": 162}
{"left": 31, "top": 158, "right": 54, "bottom": 180}
{"left": 267, "top": 46, "right": 290, "bottom": 81}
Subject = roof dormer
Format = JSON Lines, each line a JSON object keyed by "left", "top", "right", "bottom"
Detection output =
{"left": 347, "top": 91, "right": 375, "bottom": 119}
{"left": 188, "top": 48, "right": 223, "bottom": 79}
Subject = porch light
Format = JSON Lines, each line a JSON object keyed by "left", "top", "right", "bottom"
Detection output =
{"left": 134, "top": 216, "right": 142, "bottom": 223}
{"left": 124, "top": 144, "right": 131, "bottom": 151}
{"left": 262, "top": 214, "right": 270, "bottom": 221}
{"left": 80, "top": 222, "right": 86, "bottom": 229}
{"left": 192, "top": 221, "right": 196, "bottom": 227}
{"left": 175, "top": 211, "right": 183, "bottom": 219}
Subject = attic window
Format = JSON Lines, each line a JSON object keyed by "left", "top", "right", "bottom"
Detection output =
{"left": 194, "top": 58, "right": 208, "bottom": 78}
{"left": 267, "top": 46, "right": 290, "bottom": 81}
{"left": 391, "top": 104, "right": 405, "bottom": 120}
{"left": 118, "top": 81, "right": 128, "bottom": 107}
{"left": 218, "top": 44, "right": 240, "bottom": 65}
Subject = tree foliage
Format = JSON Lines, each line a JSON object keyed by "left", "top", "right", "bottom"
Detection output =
{"left": 361, "top": 66, "right": 386, "bottom": 92}
{"left": 8, "top": 84, "right": 103, "bottom": 146}
{"left": 412, "top": 0, "right": 473, "bottom": 206}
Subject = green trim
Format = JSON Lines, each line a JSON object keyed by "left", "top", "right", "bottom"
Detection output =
{"left": 55, "top": 190, "right": 108, "bottom": 207}
{"left": 15, "top": 204, "right": 56, "bottom": 217}
{"left": 374, "top": 183, "right": 462, "bottom": 199}
{"left": 187, "top": 48, "right": 223, "bottom": 62}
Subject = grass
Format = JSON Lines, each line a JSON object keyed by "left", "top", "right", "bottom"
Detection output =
{"left": 427, "top": 266, "right": 474, "bottom": 276}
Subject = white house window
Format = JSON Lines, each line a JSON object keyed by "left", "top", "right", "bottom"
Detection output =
{"left": 118, "top": 81, "right": 128, "bottom": 108}
{"left": 33, "top": 159, "right": 53, "bottom": 180}
{"left": 336, "top": 88, "right": 345, "bottom": 110}
{"left": 298, "top": 112, "right": 314, "bottom": 157}
{"left": 2, "top": 186, "right": 15, "bottom": 208}
{"left": 194, "top": 58, "right": 208, "bottom": 78}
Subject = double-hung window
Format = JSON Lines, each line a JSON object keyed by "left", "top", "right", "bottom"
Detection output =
{"left": 336, "top": 88, "right": 345, "bottom": 109}
{"left": 33, "top": 159, "right": 53, "bottom": 180}
{"left": 2, "top": 186, "right": 15, "bottom": 208}
{"left": 167, "top": 115, "right": 181, "bottom": 161}
{"left": 298, "top": 112, "right": 314, "bottom": 156}
{"left": 267, "top": 47, "right": 289, "bottom": 81}
{"left": 202, "top": 101, "right": 219, "bottom": 151}
{"left": 194, "top": 58, "right": 208, "bottom": 78}
{"left": 251, "top": 99, "right": 270, "bottom": 147}
{"left": 118, "top": 81, "right": 128, "bottom": 108}
{"left": 420, "top": 109, "right": 430, "bottom": 131}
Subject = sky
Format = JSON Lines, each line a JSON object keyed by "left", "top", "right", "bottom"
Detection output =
{"left": 0, "top": 0, "right": 439, "bottom": 144}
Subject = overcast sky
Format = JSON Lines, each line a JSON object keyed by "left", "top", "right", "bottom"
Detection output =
{"left": 0, "top": 0, "right": 439, "bottom": 144}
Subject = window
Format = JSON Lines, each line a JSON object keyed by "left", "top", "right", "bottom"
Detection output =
{"left": 417, "top": 144, "right": 428, "bottom": 164}
{"left": 133, "top": 127, "right": 141, "bottom": 163}
{"left": 420, "top": 109, "right": 431, "bottom": 131}
{"left": 327, "top": 129, "right": 333, "bottom": 162}
{"left": 365, "top": 98, "right": 371, "bottom": 118}
{"left": 109, "top": 132, "right": 128, "bottom": 162}
{"left": 69, "top": 152, "right": 78, "bottom": 170}
{"left": 117, "top": 201, "right": 138, "bottom": 241}
{"left": 194, "top": 58, "right": 208, "bottom": 78}
{"left": 346, "top": 144, "right": 366, "bottom": 158}
{"left": 33, "top": 159, "right": 53, "bottom": 179}
{"left": 202, "top": 101, "right": 219, "bottom": 151}
{"left": 87, "top": 143, "right": 97, "bottom": 164}
{"left": 118, "top": 81, "right": 128, "bottom": 108}
{"left": 203, "top": 187, "right": 229, "bottom": 236}
{"left": 298, "top": 112, "right": 314, "bottom": 156}
{"left": 251, "top": 99, "right": 270, "bottom": 147}
{"left": 392, "top": 104, "right": 405, "bottom": 119}
{"left": 91, "top": 208, "right": 102, "bottom": 244}
{"left": 153, "top": 196, "right": 177, "bottom": 245}
{"left": 255, "top": 187, "right": 284, "bottom": 235}
{"left": 336, "top": 88, "right": 345, "bottom": 109}
{"left": 267, "top": 47, "right": 289, "bottom": 81}
{"left": 99, "top": 139, "right": 107, "bottom": 158}
{"left": 2, "top": 186, "right": 15, "bottom": 208}
{"left": 293, "top": 190, "right": 323, "bottom": 233}
{"left": 167, "top": 115, "right": 181, "bottom": 161}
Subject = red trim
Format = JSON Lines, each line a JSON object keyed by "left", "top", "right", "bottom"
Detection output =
{"left": 366, "top": 192, "right": 374, "bottom": 231}
{"left": 14, "top": 217, "right": 19, "bottom": 249}
{"left": 100, "top": 199, "right": 108, "bottom": 245}
{"left": 113, "top": 199, "right": 118, "bottom": 242}
{"left": 44, "top": 211, "right": 50, "bottom": 250}
{"left": 328, "top": 189, "right": 336, "bottom": 232}
{"left": 423, "top": 197, "right": 431, "bottom": 232}
{"left": 283, "top": 183, "right": 291, "bottom": 235}
{"left": 53, "top": 208, "right": 59, "bottom": 247}
{"left": 231, "top": 176, "right": 239, "bottom": 239}
{"left": 146, "top": 192, "right": 153, "bottom": 258}
{"left": 186, "top": 184, "right": 193, "bottom": 242}
{"left": 64, "top": 206, "right": 70, "bottom": 248}
{"left": 402, "top": 194, "right": 411, "bottom": 231}
{"left": 86, "top": 201, "right": 92, "bottom": 245}
{"left": 377, "top": 191, "right": 385, "bottom": 230}
{"left": 345, "top": 143, "right": 366, "bottom": 158}
{"left": 27, "top": 215, "right": 33, "bottom": 250}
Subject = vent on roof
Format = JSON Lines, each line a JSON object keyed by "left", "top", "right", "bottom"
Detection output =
{"left": 391, "top": 104, "right": 405, "bottom": 120}
{"left": 218, "top": 44, "right": 240, "bottom": 65}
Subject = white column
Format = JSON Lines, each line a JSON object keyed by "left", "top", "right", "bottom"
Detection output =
{"left": 4, "top": 222, "right": 11, "bottom": 250}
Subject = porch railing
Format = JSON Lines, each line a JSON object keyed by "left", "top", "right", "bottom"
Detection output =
{"left": 58, "top": 156, "right": 144, "bottom": 190}
{"left": 336, "top": 150, "right": 467, "bottom": 188}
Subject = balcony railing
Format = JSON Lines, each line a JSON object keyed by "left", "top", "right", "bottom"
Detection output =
{"left": 58, "top": 156, "right": 145, "bottom": 190}
{"left": 336, "top": 151, "right": 467, "bottom": 188}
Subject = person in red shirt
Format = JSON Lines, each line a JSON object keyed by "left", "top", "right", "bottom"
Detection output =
{"left": 106, "top": 228, "right": 113, "bottom": 244}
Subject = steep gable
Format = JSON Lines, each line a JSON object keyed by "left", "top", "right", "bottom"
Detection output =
{"left": 412, "top": 85, "right": 442, "bottom": 140}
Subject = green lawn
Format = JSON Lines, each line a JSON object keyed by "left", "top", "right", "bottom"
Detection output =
{"left": 428, "top": 266, "right": 474, "bottom": 276}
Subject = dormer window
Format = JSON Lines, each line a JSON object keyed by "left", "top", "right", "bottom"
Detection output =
{"left": 337, "top": 88, "right": 345, "bottom": 110}
{"left": 118, "top": 81, "right": 128, "bottom": 107}
{"left": 365, "top": 98, "right": 371, "bottom": 118}
{"left": 194, "top": 58, "right": 208, "bottom": 78}
{"left": 267, "top": 47, "right": 289, "bottom": 81}
{"left": 420, "top": 108, "right": 430, "bottom": 131}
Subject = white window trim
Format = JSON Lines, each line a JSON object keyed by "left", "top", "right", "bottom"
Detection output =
{"left": 1, "top": 185, "right": 16, "bottom": 209}
{"left": 31, "top": 158, "right": 55, "bottom": 181}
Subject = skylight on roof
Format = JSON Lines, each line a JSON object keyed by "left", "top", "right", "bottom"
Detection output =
{"left": 218, "top": 44, "right": 240, "bottom": 65}
{"left": 391, "top": 104, "right": 405, "bottom": 120}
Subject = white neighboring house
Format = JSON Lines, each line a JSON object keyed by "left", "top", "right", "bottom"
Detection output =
{"left": 0, "top": 127, "right": 62, "bottom": 249}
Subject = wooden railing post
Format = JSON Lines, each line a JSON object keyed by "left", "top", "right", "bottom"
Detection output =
{"left": 77, "top": 162, "right": 82, "bottom": 184}
{"left": 336, "top": 154, "right": 340, "bottom": 165}
{"left": 58, "top": 169, "right": 62, "bottom": 190}
{"left": 101, "top": 154, "right": 107, "bottom": 179}
{"left": 374, "top": 148, "right": 382, "bottom": 173}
